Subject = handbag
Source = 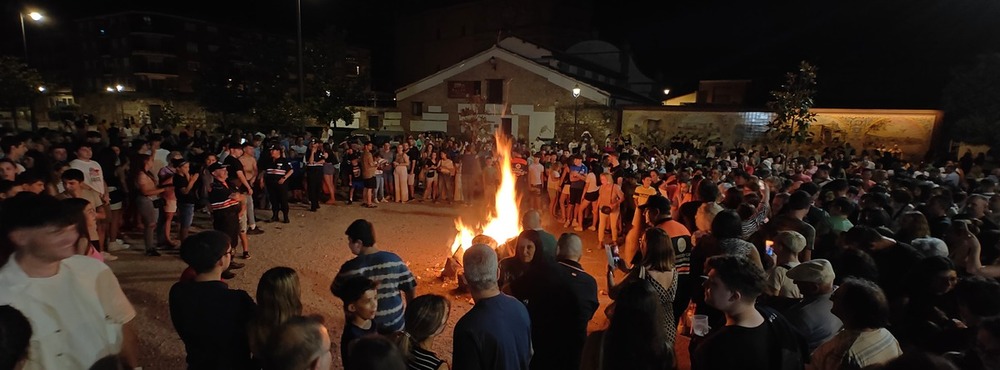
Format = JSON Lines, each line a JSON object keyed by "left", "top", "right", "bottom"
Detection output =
{"left": 599, "top": 185, "right": 614, "bottom": 214}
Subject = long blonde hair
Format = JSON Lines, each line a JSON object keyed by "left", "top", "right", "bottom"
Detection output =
{"left": 248, "top": 267, "right": 303, "bottom": 355}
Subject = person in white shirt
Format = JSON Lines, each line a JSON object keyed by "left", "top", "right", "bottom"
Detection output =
{"left": 69, "top": 143, "right": 108, "bottom": 197}
{"left": 0, "top": 193, "right": 139, "bottom": 370}
{"left": 528, "top": 155, "right": 545, "bottom": 212}
{"left": 150, "top": 135, "right": 170, "bottom": 175}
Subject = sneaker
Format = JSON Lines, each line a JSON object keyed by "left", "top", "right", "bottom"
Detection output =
{"left": 242, "top": 251, "right": 251, "bottom": 259}
{"left": 145, "top": 250, "right": 161, "bottom": 257}
{"left": 222, "top": 270, "right": 237, "bottom": 279}
{"left": 247, "top": 227, "right": 264, "bottom": 235}
{"left": 107, "top": 241, "right": 129, "bottom": 252}
{"left": 229, "top": 261, "right": 245, "bottom": 269}
{"left": 101, "top": 251, "right": 118, "bottom": 261}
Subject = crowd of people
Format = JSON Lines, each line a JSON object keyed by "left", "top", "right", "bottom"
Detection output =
{"left": 2, "top": 121, "right": 1000, "bottom": 370}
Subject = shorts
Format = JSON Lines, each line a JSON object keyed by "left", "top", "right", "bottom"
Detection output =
{"left": 547, "top": 187, "right": 560, "bottom": 201}
{"left": 569, "top": 187, "right": 584, "bottom": 205}
{"left": 352, "top": 180, "right": 365, "bottom": 190}
{"left": 364, "top": 177, "right": 377, "bottom": 189}
{"left": 584, "top": 191, "right": 599, "bottom": 202}
{"left": 531, "top": 184, "right": 544, "bottom": 196}
{"left": 323, "top": 163, "right": 337, "bottom": 176}
{"left": 165, "top": 199, "right": 178, "bottom": 213}
{"left": 562, "top": 184, "right": 571, "bottom": 195}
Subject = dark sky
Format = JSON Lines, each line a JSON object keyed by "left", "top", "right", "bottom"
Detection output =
{"left": 5, "top": 0, "right": 1000, "bottom": 108}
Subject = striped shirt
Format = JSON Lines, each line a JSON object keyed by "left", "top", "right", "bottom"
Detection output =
{"left": 208, "top": 179, "right": 239, "bottom": 211}
{"left": 334, "top": 251, "right": 416, "bottom": 332}
{"left": 810, "top": 328, "right": 903, "bottom": 370}
{"left": 407, "top": 346, "right": 445, "bottom": 370}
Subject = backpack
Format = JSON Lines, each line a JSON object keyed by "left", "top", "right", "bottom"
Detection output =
{"left": 759, "top": 305, "right": 808, "bottom": 370}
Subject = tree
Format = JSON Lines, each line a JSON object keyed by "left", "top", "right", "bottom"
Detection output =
{"left": 942, "top": 53, "right": 1000, "bottom": 146}
{"left": 158, "top": 102, "right": 185, "bottom": 130}
{"left": 0, "top": 57, "right": 43, "bottom": 130}
{"left": 458, "top": 95, "right": 494, "bottom": 142}
{"left": 767, "top": 61, "right": 818, "bottom": 145}
{"left": 302, "top": 28, "right": 365, "bottom": 129}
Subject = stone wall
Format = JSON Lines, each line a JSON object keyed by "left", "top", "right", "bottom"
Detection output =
{"left": 76, "top": 94, "right": 208, "bottom": 130}
{"left": 622, "top": 107, "right": 942, "bottom": 159}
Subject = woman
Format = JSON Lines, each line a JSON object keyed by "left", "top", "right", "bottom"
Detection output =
{"left": 322, "top": 142, "right": 338, "bottom": 205}
{"left": 896, "top": 211, "right": 947, "bottom": 257}
{"left": 608, "top": 228, "right": 678, "bottom": 348}
{"left": 0, "top": 158, "right": 17, "bottom": 181}
{"left": 576, "top": 163, "right": 600, "bottom": 232}
{"left": 173, "top": 157, "right": 199, "bottom": 241}
{"left": 393, "top": 144, "right": 410, "bottom": 203}
{"left": 558, "top": 162, "right": 573, "bottom": 224}
{"left": 811, "top": 278, "right": 903, "bottom": 370}
{"left": 581, "top": 280, "right": 674, "bottom": 370}
{"left": 305, "top": 139, "right": 327, "bottom": 211}
{"left": 98, "top": 145, "right": 129, "bottom": 251}
{"left": 157, "top": 152, "right": 182, "bottom": 249}
{"left": 422, "top": 151, "right": 440, "bottom": 202}
{"left": 248, "top": 267, "right": 303, "bottom": 358}
{"left": 129, "top": 154, "right": 165, "bottom": 256}
{"left": 547, "top": 161, "right": 564, "bottom": 221}
{"left": 901, "top": 256, "right": 961, "bottom": 352}
{"left": 498, "top": 230, "right": 542, "bottom": 291}
{"left": 438, "top": 151, "right": 455, "bottom": 204}
{"left": 61, "top": 197, "right": 104, "bottom": 261}
{"left": 395, "top": 295, "right": 451, "bottom": 370}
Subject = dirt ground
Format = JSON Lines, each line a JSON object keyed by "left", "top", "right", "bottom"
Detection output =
{"left": 112, "top": 198, "right": 690, "bottom": 370}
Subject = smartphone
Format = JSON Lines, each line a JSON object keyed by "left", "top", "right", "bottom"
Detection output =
{"left": 765, "top": 240, "right": 775, "bottom": 257}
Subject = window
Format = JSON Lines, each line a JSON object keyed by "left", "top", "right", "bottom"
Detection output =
{"left": 186, "top": 42, "right": 198, "bottom": 53}
{"left": 412, "top": 102, "right": 423, "bottom": 116}
{"left": 487, "top": 79, "right": 504, "bottom": 104}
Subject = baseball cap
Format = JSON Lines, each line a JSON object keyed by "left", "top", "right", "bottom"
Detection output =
{"left": 773, "top": 230, "right": 807, "bottom": 254}
{"left": 208, "top": 162, "right": 228, "bottom": 172}
{"left": 787, "top": 259, "right": 835, "bottom": 284}
{"left": 639, "top": 195, "right": 671, "bottom": 212}
{"left": 268, "top": 144, "right": 282, "bottom": 151}
{"left": 180, "top": 230, "right": 231, "bottom": 273}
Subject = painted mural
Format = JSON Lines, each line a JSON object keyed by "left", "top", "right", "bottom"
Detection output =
{"left": 621, "top": 108, "right": 940, "bottom": 159}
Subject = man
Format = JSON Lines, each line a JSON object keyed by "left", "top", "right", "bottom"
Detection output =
{"left": 638, "top": 194, "right": 693, "bottom": 320}
{"left": 527, "top": 153, "right": 545, "bottom": 211}
{"left": 692, "top": 255, "right": 806, "bottom": 370}
{"left": 332, "top": 219, "right": 416, "bottom": 332}
{"left": 50, "top": 143, "right": 69, "bottom": 165}
{"left": 207, "top": 162, "right": 247, "bottom": 272}
{"left": 407, "top": 141, "right": 420, "bottom": 200}
{"left": 784, "top": 259, "right": 842, "bottom": 352}
{"left": 552, "top": 233, "right": 599, "bottom": 370}
{"left": 230, "top": 141, "right": 263, "bottom": 235}
{"left": 522, "top": 210, "right": 557, "bottom": 259}
{"left": 304, "top": 138, "right": 327, "bottom": 211}
{"left": 169, "top": 230, "right": 256, "bottom": 369}
{"left": 0, "top": 136, "right": 28, "bottom": 173}
{"left": 361, "top": 141, "right": 378, "bottom": 208}
{"left": 262, "top": 145, "right": 293, "bottom": 223}
{"left": 765, "top": 190, "right": 816, "bottom": 261}
{"left": 0, "top": 193, "right": 140, "bottom": 369}
{"left": 764, "top": 230, "right": 806, "bottom": 298}
{"left": 149, "top": 134, "right": 171, "bottom": 174}
{"left": 565, "top": 155, "right": 588, "bottom": 228}
{"left": 69, "top": 141, "right": 111, "bottom": 252}
{"left": 454, "top": 244, "right": 532, "bottom": 370}
{"left": 461, "top": 145, "right": 482, "bottom": 206}
{"left": 261, "top": 316, "right": 333, "bottom": 370}
{"left": 380, "top": 142, "right": 395, "bottom": 202}
{"left": 60, "top": 169, "right": 113, "bottom": 261}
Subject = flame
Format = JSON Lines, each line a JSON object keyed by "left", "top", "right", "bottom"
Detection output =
{"left": 449, "top": 132, "right": 522, "bottom": 255}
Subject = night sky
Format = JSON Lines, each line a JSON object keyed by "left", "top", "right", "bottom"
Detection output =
{"left": 5, "top": 0, "right": 1000, "bottom": 109}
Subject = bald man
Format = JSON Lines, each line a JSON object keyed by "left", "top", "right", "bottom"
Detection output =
{"left": 522, "top": 210, "right": 557, "bottom": 259}
{"left": 553, "top": 233, "right": 599, "bottom": 370}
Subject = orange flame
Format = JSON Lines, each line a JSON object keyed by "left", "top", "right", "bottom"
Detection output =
{"left": 449, "top": 132, "right": 522, "bottom": 254}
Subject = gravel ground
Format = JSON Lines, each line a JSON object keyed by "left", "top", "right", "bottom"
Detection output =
{"left": 111, "top": 199, "right": 691, "bottom": 370}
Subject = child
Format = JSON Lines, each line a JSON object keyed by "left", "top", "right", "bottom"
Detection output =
{"left": 348, "top": 157, "right": 363, "bottom": 205}
{"left": 331, "top": 275, "right": 378, "bottom": 369}
{"left": 60, "top": 169, "right": 111, "bottom": 260}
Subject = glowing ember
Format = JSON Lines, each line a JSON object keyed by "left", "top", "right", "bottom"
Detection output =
{"left": 449, "top": 132, "right": 522, "bottom": 255}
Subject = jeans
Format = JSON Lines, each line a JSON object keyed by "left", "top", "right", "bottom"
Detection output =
{"left": 136, "top": 196, "right": 159, "bottom": 252}
{"left": 244, "top": 193, "right": 256, "bottom": 229}
{"left": 376, "top": 174, "right": 386, "bottom": 201}
{"left": 178, "top": 203, "right": 195, "bottom": 230}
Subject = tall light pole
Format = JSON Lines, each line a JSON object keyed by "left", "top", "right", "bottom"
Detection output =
{"left": 107, "top": 85, "right": 126, "bottom": 123}
{"left": 572, "top": 85, "right": 581, "bottom": 138}
{"left": 297, "top": 0, "right": 304, "bottom": 104}
{"left": 19, "top": 11, "right": 43, "bottom": 62}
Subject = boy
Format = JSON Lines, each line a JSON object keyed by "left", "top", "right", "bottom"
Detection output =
{"left": 331, "top": 275, "right": 378, "bottom": 369}
{"left": 60, "top": 169, "right": 112, "bottom": 260}
{"left": 348, "top": 157, "right": 363, "bottom": 205}
{"left": 331, "top": 219, "right": 416, "bottom": 333}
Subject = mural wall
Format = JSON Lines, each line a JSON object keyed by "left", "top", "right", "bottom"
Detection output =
{"left": 621, "top": 108, "right": 941, "bottom": 159}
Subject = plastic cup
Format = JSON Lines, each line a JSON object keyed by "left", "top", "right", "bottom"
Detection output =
{"left": 692, "top": 314, "right": 710, "bottom": 336}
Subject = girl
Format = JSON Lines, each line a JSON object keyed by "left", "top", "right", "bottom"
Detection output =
{"left": 248, "top": 267, "right": 303, "bottom": 358}
{"left": 129, "top": 154, "right": 165, "bottom": 256}
{"left": 395, "top": 295, "right": 451, "bottom": 370}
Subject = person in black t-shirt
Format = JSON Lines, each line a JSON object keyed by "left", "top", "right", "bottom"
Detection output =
{"left": 692, "top": 255, "right": 806, "bottom": 370}
{"left": 262, "top": 146, "right": 294, "bottom": 223}
{"left": 172, "top": 158, "right": 199, "bottom": 241}
{"left": 305, "top": 138, "right": 327, "bottom": 211}
{"left": 169, "top": 230, "right": 256, "bottom": 370}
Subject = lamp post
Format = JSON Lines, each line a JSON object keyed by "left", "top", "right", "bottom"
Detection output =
{"left": 296, "top": 0, "right": 304, "bottom": 104}
{"left": 572, "top": 85, "right": 581, "bottom": 138}
{"left": 19, "top": 11, "right": 44, "bottom": 62}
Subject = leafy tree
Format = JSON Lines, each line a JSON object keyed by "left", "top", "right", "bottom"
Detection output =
{"left": 942, "top": 53, "right": 1000, "bottom": 146}
{"left": 158, "top": 102, "right": 185, "bottom": 130}
{"left": 767, "top": 61, "right": 818, "bottom": 145}
{"left": 458, "top": 95, "right": 493, "bottom": 142}
{"left": 0, "top": 57, "right": 43, "bottom": 130}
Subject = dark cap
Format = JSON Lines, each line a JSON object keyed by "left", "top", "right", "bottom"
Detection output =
{"left": 268, "top": 144, "right": 282, "bottom": 151}
{"left": 180, "top": 230, "right": 231, "bottom": 273}
{"left": 639, "top": 195, "right": 671, "bottom": 212}
{"left": 208, "top": 162, "right": 228, "bottom": 172}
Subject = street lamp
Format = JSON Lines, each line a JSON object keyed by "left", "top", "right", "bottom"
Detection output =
{"left": 106, "top": 86, "right": 127, "bottom": 123}
{"left": 572, "top": 85, "right": 581, "bottom": 138}
{"left": 19, "top": 10, "right": 44, "bottom": 61}
{"left": 663, "top": 88, "right": 671, "bottom": 95}
{"left": 296, "top": 0, "right": 304, "bottom": 103}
